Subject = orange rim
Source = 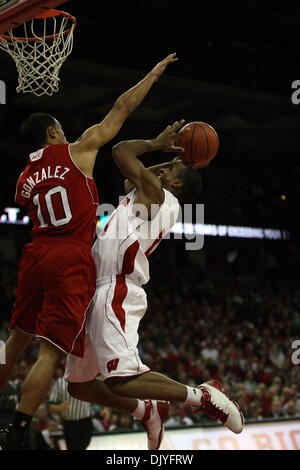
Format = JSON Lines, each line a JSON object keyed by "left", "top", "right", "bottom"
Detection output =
{"left": 0, "top": 9, "right": 76, "bottom": 42}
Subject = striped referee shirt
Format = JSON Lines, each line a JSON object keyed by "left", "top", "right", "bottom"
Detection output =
{"left": 49, "top": 377, "right": 92, "bottom": 421}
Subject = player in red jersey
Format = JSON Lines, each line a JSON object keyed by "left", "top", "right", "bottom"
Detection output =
{"left": 0, "top": 53, "right": 178, "bottom": 450}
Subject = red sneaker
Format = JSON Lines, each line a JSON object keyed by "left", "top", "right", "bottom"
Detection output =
{"left": 138, "top": 400, "right": 170, "bottom": 450}
{"left": 194, "top": 380, "right": 244, "bottom": 434}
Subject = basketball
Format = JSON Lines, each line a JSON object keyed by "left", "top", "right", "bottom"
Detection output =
{"left": 175, "top": 121, "right": 219, "bottom": 169}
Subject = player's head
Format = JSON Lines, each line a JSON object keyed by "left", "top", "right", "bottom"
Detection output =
{"left": 20, "top": 113, "right": 67, "bottom": 150}
{"left": 160, "top": 159, "right": 202, "bottom": 203}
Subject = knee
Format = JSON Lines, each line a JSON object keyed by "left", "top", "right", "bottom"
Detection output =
{"left": 67, "top": 381, "right": 92, "bottom": 401}
{"left": 38, "top": 339, "right": 65, "bottom": 365}
{"left": 9, "top": 328, "right": 33, "bottom": 349}
{"left": 105, "top": 377, "right": 126, "bottom": 396}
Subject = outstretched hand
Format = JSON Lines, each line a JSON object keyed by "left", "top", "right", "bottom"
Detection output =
{"left": 155, "top": 120, "right": 189, "bottom": 153}
{"left": 151, "top": 53, "right": 178, "bottom": 82}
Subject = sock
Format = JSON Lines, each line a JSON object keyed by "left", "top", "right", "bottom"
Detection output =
{"left": 131, "top": 400, "right": 146, "bottom": 420}
{"left": 12, "top": 411, "right": 32, "bottom": 433}
{"left": 184, "top": 386, "right": 203, "bottom": 406}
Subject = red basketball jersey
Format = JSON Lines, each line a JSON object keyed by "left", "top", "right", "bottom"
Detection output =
{"left": 15, "top": 144, "right": 99, "bottom": 247}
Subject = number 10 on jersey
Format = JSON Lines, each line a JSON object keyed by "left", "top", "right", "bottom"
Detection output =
{"left": 33, "top": 186, "right": 72, "bottom": 227}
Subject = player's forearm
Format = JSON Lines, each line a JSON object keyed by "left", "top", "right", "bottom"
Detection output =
{"left": 48, "top": 404, "right": 62, "bottom": 414}
{"left": 124, "top": 162, "right": 170, "bottom": 191}
{"left": 146, "top": 161, "right": 172, "bottom": 175}
{"left": 113, "top": 139, "right": 161, "bottom": 159}
{"left": 113, "top": 139, "right": 162, "bottom": 191}
{"left": 115, "top": 71, "right": 157, "bottom": 117}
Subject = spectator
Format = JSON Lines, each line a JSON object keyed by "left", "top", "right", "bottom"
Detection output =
{"left": 267, "top": 384, "right": 281, "bottom": 401}
{"left": 201, "top": 339, "right": 219, "bottom": 365}
{"left": 243, "top": 370, "right": 257, "bottom": 394}
{"left": 245, "top": 400, "right": 263, "bottom": 421}
{"left": 281, "top": 387, "right": 295, "bottom": 405}
{"left": 282, "top": 400, "right": 299, "bottom": 418}
{"left": 16, "top": 358, "right": 30, "bottom": 381}
{"left": 49, "top": 377, "right": 93, "bottom": 450}
{"left": 269, "top": 344, "right": 286, "bottom": 370}
{"left": 92, "top": 407, "right": 116, "bottom": 433}
{"left": 113, "top": 412, "right": 134, "bottom": 431}
{"left": 30, "top": 404, "right": 59, "bottom": 450}
{"left": 264, "top": 398, "right": 285, "bottom": 419}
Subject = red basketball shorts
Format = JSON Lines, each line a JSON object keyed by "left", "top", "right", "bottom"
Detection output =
{"left": 10, "top": 240, "right": 97, "bottom": 357}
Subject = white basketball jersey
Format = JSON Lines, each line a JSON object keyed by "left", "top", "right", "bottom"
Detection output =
{"left": 92, "top": 189, "right": 179, "bottom": 286}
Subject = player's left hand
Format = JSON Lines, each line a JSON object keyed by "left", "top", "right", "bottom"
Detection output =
{"left": 151, "top": 53, "right": 178, "bottom": 82}
{"left": 155, "top": 120, "right": 189, "bottom": 153}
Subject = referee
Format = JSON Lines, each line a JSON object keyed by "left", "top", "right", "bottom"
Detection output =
{"left": 49, "top": 377, "right": 93, "bottom": 450}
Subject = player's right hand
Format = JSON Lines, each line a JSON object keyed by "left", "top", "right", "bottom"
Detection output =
{"left": 151, "top": 53, "right": 178, "bottom": 82}
{"left": 155, "top": 120, "right": 189, "bottom": 153}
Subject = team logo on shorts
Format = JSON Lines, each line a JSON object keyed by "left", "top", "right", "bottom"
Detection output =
{"left": 107, "top": 358, "right": 120, "bottom": 373}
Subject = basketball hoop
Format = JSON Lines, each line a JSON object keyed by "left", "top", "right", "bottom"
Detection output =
{"left": 0, "top": 9, "right": 76, "bottom": 96}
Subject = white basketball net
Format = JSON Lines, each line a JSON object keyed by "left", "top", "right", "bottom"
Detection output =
{"left": 0, "top": 12, "right": 75, "bottom": 96}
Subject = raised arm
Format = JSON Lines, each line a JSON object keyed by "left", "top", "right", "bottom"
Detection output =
{"left": 112, "top": 120, "right": 186, "bottom": 213}
{"left": 70, "top": 53, "right": 178, "bottom": 178}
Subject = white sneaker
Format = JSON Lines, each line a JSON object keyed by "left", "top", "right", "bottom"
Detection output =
{"left": 194, "top": 380, "right": 244, "bottom": 434}
{"left": 138, "top": 400, "right": 170, "bottom": 450}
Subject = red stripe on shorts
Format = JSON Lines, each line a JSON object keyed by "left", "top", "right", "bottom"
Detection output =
{"left": 111, "top": 240, "right": 140, "bottom": 332}
{"left": 103, "top": 213, "right": 116, "bottom": 233}
{"left": 122, "top": 240, "right": 140, "bottom": 275}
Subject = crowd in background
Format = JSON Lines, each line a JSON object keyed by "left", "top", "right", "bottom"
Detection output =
{"left": 0, "top": 238, "right": 299, "bottom": 448}
{"left": 139, "top": 259, "right": 300, "bottom": 425}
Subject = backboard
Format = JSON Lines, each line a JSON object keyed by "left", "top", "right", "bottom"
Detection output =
{"left": 0, "top": 0, "right": 67, "bottom": 34}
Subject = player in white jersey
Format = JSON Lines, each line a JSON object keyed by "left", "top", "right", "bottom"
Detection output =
{"left": 65, "top": 121, "right": 244, "bottom": 450}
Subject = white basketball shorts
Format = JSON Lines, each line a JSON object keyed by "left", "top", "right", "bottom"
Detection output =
{"left": 64, "top": 275, "right": 150, "bottom": 382}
